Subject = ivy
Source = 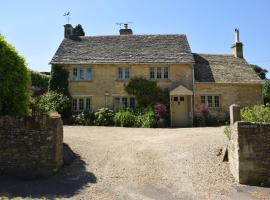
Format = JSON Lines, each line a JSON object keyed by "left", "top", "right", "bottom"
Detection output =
{"left": 125, "top": 77, "right": 169, "bottom": 108}
{"left": 49, "top": 65, "right": 70, "bottom": 96}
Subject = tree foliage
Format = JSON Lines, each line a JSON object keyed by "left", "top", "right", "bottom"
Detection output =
{"left": 0, "top": 35, "right": 31, "bottom": 115}
{"left": 263, "top": 80, "right": 270, "bottom": 104}
{"left": 250, "top": 64, "right": 268, "bottom": 80}
{"left": 73, "top": 24, "right": 85, "bottom": 36}
{"left": 125, "top": 77, "right": 169, "bottom": 108}
{"left": 49, "top": 65, "right": 70, "bottom": 96}
{"left": 30, "top": 70, "right": 50, "bottom": 88}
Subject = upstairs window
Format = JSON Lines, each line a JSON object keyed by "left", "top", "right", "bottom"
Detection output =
{"left": 200, "top": 95, "right": 220, "bottom": 108}
{"left": 72, "top": 67, "right": 92, "bottom": 81}
{"left": 118, "top": 67, "right": 130, "bottom": 80}
{"left": 149, "top": 67, "right": 169, "bottom": 79}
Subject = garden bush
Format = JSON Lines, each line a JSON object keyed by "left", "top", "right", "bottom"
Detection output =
{"left": 135, "top": 108, "right": 157, "bottom": 128}
{"left": 34, "top": 91, "right": 71, "bottom": 115}
{"left": 114, "top": 109, "right": 136, "bottom": 127}
{"left": 241, "top": 104, "right": 270, "bottom": 122}
{"left": 72, "top": 111, "right": 95, "bottom": 125}
{"left": 0, "top": 35, "right": 31, "bottom": 115}
{"left": 94, "top": 108, "right": 114, "bottom": 126}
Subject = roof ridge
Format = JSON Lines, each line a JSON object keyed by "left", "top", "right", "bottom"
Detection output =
{"left": 78, "top": 34, "right": 187, "bottom": 38}
{"left": 193, "top": 53, "right": 233, "bottom": 56}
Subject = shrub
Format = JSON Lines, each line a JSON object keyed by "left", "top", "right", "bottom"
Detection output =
{"left": 241, "top": 104, "right": 270, "bottom": 122}
{"left": 94, "top": 108, "right": 114, "bottom": 126}
{"left": 0, "top": 35, "right": 31, "bottom": 115}
{"left": 114, "top": 109, "right": 136, "bottom": 127}
{"left": 206, "top": 114, "right": 219, "bottom": 126}
{"left": 135, "top": 108, "right": 157, "bottom": 128}
{"left": 30, "top": 70, "right": 50, "bottom": 88}
{"left": 72, "top": 111, "right": 95, "bottom": 125}
{"left": 35, "top": 91, "right": 71, "bottom": 115}
{"left": 154, "top": 103, "right": 167, "bottom": 119}
{"left": 125, "top": 77, "right": 169, "bottom": 107}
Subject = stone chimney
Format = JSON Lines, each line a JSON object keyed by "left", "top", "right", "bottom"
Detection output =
{"left": 119, "top": 24, "right": 133, "bottom": 35}
{"left": 64, "top": 24, "right": 74, "bottom": 38}
{"left": 231, "top": 28, "right": 244, "bottom": 58}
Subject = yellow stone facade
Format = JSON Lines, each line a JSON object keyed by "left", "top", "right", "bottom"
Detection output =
{"left": 61, "top": 63, "right": 193, "bottom": 111}
{"left": 194, "top": 83, "right": 263, "bottom": 118}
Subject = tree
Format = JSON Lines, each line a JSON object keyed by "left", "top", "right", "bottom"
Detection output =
{"left": 263, "top": 80, "right": 270, "bottom": 104}
{"left": 73, "top": 24, "right": 85, "bottom": 36}
{"left": 250, "top": 64, "right": 268, "bottom": 80}
{"left": 0, "top": 35, "right": 31, "bottom": 115}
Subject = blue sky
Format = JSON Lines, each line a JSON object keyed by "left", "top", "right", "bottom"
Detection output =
{"left": 1, "top": 0, "right": 270, "bottom": 75}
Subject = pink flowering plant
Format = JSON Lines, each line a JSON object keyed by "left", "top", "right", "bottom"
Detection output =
{"left": 154, "top": 103, "right": 167, "bottom": 119}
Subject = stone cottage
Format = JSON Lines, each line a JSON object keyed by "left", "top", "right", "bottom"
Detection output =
{"left": 50, "top": 24, "right": 263, "bottom": 127}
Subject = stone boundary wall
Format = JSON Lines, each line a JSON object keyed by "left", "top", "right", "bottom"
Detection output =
{"left": 0, "top": 114, "right": 63, "bottom": 179}
{"left": 228, "top": 104, "right": 270, "bottom": 185}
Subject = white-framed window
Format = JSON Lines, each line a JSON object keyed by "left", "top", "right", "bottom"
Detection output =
{"left": 149, "top": 67, "right": 169, "bottom": 79}
{"left": 118, "top": 67, "right": 130, "bottom": 80}
{"left": 72, "top": 67, "right": 92, "bottom": 81}
{"left": 113, "top": 97, "right": 136, "bottom": 109}
{"left": 200, "top": 95, "right": 220, "bottom": 108}
{"left": 72, "top": 97, "right": 92, "bottom": 111}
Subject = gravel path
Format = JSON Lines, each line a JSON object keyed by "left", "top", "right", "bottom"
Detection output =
{"left": 1, "top": 126, "right": 270, "bottom": 200}
{"left": 61, "top": 126, "right": 270, "bottom": 200}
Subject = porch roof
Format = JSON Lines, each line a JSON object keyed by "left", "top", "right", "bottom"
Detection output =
{"left": 169, "top": 85, "right": 193, "bottom": 95}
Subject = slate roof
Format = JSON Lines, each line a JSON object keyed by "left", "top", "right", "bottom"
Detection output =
{"left": 193, "top": 53, "right": 262, "bottom": 83}
{"left": 50, "top": 34, "right": 194, "bottom": 64}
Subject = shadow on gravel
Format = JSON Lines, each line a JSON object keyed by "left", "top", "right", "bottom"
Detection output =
{"left": 0, "top": 143, "right": 97, "bottom": 199}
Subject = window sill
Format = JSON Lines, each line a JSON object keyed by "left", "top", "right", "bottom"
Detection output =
{"left": 115, "top": 79, "right": 130, "bottom": 82}
{"left": 70, "top": 80, "right": 93, "bottom": 82}
{"left": 149, "top": 79, "right": 171, "bottom": 82}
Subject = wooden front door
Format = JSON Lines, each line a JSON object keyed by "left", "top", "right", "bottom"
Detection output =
{"left": 171, "top": 95, "right": 189, "bottom": 127}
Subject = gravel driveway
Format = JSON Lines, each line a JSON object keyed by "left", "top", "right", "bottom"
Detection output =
{"left": 1, "top": 126, "right": 270, "bottom": 200}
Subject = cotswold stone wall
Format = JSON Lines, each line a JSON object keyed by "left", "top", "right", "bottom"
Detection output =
{"left": 0, "top": 114, "right": 63, "bottom": 179}
{"left": 228, "top": 121, "right": 270, "bottom": 185}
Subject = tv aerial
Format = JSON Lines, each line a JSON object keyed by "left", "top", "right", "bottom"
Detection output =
{"left": 63, "top": 12, "right": 71, "bottom": 24}
{"left": 116, "top": 22, "right": 133, "bottom": 29}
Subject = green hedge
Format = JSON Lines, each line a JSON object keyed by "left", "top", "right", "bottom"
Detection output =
{"left": 31, "top": 70, "right": 50, "bottom": 88}
{"left": 0, "top": 35, "right": 31, "bottom": 115}
{"left": 241, "top": 104, "right": 270, "bottom": 122}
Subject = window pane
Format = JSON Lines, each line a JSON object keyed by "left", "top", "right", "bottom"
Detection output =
{"left": 86, "top": 98, "right": 91, "bottom": 110}
{"left": 150, "top": 67, "right": 155, "bottom": 79}
{"left": 207, "top": 96, "right": 213, "bottom": 107}
{"left": 130, "top": 97, "right": 135, "bottom": 108}
{"left": 114, "top": 97, "right": 120, "bottom": 109}
{"left": 157, "top": 67, "right": 162, "bottom": 79}
{"left": 79, "top": 68, "right": 84, "bottom": 80}
{"left": 124, "top": 67, "right": 130, "bottom": 79}
{"left": 73, "top": 68, "right": 78, "bottom": 80}
{"left": 85, "top": 68, "right": 92, "bottom": 80}
{"left": 122, "top": 97, "right": 128, "bottom": 108}
{"left": 201, "top": 96, "right": 206, "bottom": 104}
{"left": 72, "top": 99, "right": 77, "bottom": 111}
{"left": 214, "top": 96, "right": 220, "bottom": 107}
{"left": 79, "top": 98, "right": 84, "bottom": 110}
{"left": 163, "top": 67, "right": 169, "bottom": 79}
{"left": 118, "top": 68, "right": 123, "bottom": 79}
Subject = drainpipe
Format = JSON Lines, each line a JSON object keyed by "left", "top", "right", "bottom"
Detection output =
{"left": 191, "top": 63, "right": 195, "bottom": 127}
